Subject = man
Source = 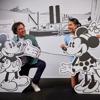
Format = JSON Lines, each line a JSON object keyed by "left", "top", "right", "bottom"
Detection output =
{"left": 12, "top": 22, "right": 46, "bottom": 92}
{"left": 60, "top": 18, "right": 81, "bottom": 88}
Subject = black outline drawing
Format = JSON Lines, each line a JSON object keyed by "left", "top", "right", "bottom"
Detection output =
{"left": 0, "top": 33, "right": 40, "bottom": 92}
{"left": 59, "top": 22, "right": 100, "bottom": 94}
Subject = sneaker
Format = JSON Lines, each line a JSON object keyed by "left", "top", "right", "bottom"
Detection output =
{"left": 31, "top": 82, "right": 41, "bottom": 92}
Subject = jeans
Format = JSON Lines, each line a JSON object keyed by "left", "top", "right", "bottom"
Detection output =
{"left": 19, "top": 59, "right": 46, "bottom": 84}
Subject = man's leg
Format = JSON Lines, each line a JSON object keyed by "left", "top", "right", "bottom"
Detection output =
{"left": 19, "top": 63, "right": 31, "bottom": 76}
{"left": 31, "top": 59, "right": 46, "bottom": 84}
{"left": 30, "top": 59, "right": 46, "bottom": 92}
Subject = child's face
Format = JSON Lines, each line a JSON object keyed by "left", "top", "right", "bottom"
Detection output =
{"left": 68, "top": 21, "right": 77, "bottom": 34}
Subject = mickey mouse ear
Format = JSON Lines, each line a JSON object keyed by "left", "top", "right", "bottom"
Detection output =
{"left": 75, "top": 26, "right": 88, "bottom": 37}
{"left": 0, "top": 34, "right": 7, "bottom": 45}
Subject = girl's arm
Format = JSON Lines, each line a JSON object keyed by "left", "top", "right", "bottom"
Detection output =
{"left": 96, "top": 34, "right": 100, "bottom": 38}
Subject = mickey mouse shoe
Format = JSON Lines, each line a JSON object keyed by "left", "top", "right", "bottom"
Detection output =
{"left": 12, "top": 76, "right": 30, "bottom": 86}
{"left": 0, "top": 80, "right": 17, "bottom": 91}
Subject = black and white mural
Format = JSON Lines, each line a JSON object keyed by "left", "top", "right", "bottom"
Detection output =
{"left": 0, "top": 33, "right": 40, "bottom": 92}
{"left": 0, "top": 0, "right": 100, "bottom": 94}
{"left": 60, "top": 22, "right": 100, "bottom": 94}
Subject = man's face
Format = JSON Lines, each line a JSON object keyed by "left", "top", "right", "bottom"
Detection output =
{"left": 16, "top": 24, "right": 26, "bottom": 38}
{"left": 68, "top": 21, "right": 77, "bottom": 33}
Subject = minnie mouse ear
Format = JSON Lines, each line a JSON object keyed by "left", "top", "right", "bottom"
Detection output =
{"left": 75, "top": 26, "right": 88, "bottom": 37}
{"left": 88, "top": 36, "right": 99, "bottom": 48}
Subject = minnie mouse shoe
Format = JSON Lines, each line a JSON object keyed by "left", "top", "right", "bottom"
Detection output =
{"left": 84, "top": 80, "right": 99, "bottom": 93}
{"left": 75, "top": 79, "right": 90, "bottom": 91}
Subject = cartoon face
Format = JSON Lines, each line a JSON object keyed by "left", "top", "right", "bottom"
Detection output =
{"left": 2, "top": 40, "right": 20, "bottom": 57}
{"left": 66, "top": 37, "right": 87, "bottom": 57}
{"left": 66, "top": 26, "right": 99, "bottom": 57}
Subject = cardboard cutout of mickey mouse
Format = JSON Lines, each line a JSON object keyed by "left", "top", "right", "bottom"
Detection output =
{"left": 0, "top": 33, "right": 40, "bottom": 92}
{"left": 60, "top": 26, "right": 100, "bottom": 94}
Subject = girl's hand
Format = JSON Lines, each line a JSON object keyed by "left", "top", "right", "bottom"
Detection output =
{"left": 60, "top": 43, "right": 67, "bottom": 48}
{"left": 60, "top": 43, "right": 68, "bottom": 51}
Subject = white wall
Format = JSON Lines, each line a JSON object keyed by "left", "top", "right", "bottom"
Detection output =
{"left": 0, "top": 0, "right": 93, "bottom": 78}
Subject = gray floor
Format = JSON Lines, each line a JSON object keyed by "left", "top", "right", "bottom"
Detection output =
{"left": 0, "top": 78, "right": 99, "bottom": 100}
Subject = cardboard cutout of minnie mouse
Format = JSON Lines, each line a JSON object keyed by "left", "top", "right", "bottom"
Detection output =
{"left": 59, "top": 23, "right": 100, "bottom": 94}
{"left": 0, "top": 33, "right": 40, "bottom": 92}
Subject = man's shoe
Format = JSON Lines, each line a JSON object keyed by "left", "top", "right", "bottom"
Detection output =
{"left": 31, "top": 82, "right": 41, "bottom": 92}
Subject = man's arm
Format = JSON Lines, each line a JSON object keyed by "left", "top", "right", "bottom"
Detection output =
{"left": 26, "top": 35, "right": 40, "bottom": 49}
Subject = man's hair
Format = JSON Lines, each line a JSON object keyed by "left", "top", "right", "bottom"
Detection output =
{"left": 12, "top": 22, "right": 25, "bottom": 34}
{"left": 68, "top": 17, "right": 81, "bottom": 27}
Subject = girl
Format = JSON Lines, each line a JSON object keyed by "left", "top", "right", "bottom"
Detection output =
{"left": 60, "top": 18, "right": 81, "bottom": 88}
